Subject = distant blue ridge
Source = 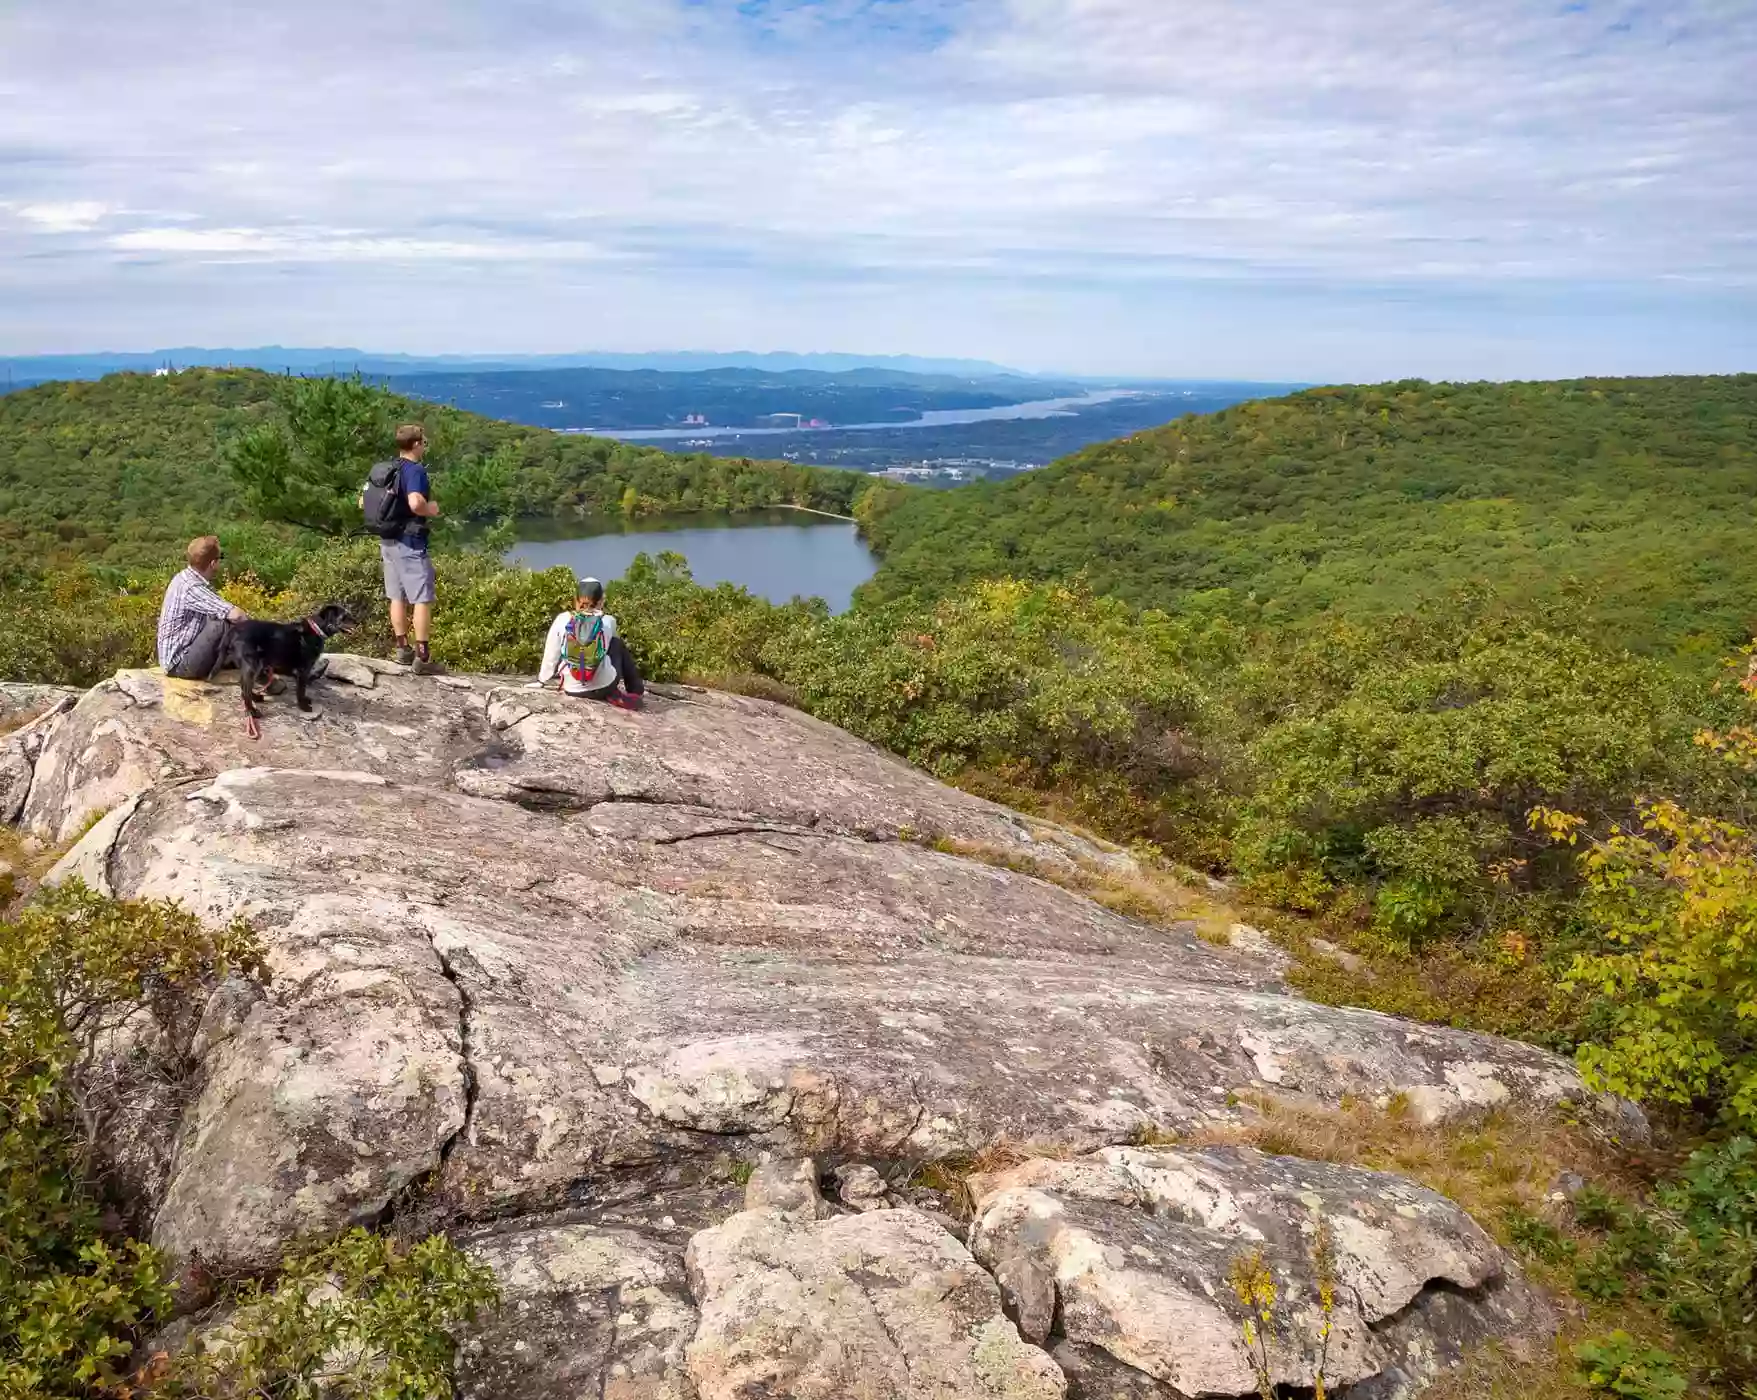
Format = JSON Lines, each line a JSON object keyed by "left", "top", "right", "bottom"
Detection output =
{"left": 0, "top": 346, "right": 1028, "bottom": 388}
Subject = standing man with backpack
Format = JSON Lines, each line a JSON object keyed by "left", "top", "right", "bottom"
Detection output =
{"left": 362, "top": 424, "right": 440, "bottom": 670}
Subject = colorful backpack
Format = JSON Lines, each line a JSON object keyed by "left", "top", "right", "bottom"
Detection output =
{"left": 561, "top": 612, "right": 607, "bottom": 687}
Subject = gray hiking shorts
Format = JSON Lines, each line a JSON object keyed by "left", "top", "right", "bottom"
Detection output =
{"left": 380, "top": 539, "right": 436, "bottom": 605}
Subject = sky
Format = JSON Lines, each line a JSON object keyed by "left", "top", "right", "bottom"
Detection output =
{"left": 1, "top": 0, "right": 1753, "bottom": 381}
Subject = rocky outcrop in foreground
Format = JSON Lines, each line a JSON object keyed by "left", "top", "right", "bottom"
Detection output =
{"left": 2, "top": 663, "right": 1628, "bottom": 1397}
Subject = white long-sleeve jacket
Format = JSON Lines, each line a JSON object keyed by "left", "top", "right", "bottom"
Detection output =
{"left": 537, "top": 610, "right": 619, "bottom": 694}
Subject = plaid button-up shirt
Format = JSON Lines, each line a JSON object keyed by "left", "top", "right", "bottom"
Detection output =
{"left": 156, "top": 567, "right": 232, "bottom": 670}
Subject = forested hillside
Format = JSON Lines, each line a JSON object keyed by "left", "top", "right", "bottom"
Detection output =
{"left": 863, "top": 375, "right": 1757, "bottom": 654}
{"left": 0, "top": 370, "right": 868, "bottom": 572}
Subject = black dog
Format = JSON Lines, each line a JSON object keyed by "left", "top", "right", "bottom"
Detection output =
{"left": 225, "top": 604, "right": 358, "bottom": 739}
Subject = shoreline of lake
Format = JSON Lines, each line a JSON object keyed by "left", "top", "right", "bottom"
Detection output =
{"left": 500, "top": 508, "right": 877, "bottom": 612}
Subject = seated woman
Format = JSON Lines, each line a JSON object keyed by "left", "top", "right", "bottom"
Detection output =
{"left": 537, "top": 575, "right": 645, "bottom": 709}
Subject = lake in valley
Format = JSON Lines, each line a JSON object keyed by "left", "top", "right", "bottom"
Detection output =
{"left": 503, "top": 509, "right": 877, "bottom": 612}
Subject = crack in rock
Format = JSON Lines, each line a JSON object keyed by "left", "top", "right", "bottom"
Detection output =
{"left": 501, "top": 786, "right": 602, "bottom": 816}
{"left": 646, "top": 822, "right": 829, "bottom": 847}
{"left": 428, "top": 937, "right": 480, "bottom": 1177}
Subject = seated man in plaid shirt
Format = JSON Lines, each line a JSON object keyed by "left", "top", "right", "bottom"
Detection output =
{"left": 156, "top": 535, "right": 250, "bottom": 679}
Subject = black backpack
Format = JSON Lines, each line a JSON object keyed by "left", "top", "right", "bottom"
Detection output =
{"left": 361, "top": 459, "right": 411, "bottom": 539}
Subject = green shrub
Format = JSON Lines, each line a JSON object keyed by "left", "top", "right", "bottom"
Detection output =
{"left": 1565, "top": 1140, "right": 1757, "bottom": 1392}
{"left": 1506, "top": 1208, "right": 1576, "bottom": 1266}
{"left": 1574, "top": 1332, "right": 1691, "bottom": 1398}
{"left": 1552, "top": 800, "right": 1757, "bottom": 1127}
{"left": 0, "top": 883, "right": 498, "bottom": 1399}
{"left": 0, "top": 567, "right": 163, "bottom": 687}
{"left": 1649, "top": 1139, "right": 1757, "bottom": 1382}
{"left": 614, "top": 551, "right": 818, "bottom": 683}
{"left": 764, "top": 576, "right": 1230, "bottom": 789}
{"left": 163, "top": 1229, "right": 498, "bottom": 1400}
{"left": 436, "top": 561, "right": 578, "bottom": 676}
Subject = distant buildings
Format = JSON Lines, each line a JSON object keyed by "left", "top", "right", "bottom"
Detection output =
{"left": 875, "top": 458, "right": 1043, "bottom": 484}
{"left": 682, "top": 413, "right": 709, "bottom": 425}
{"left": 877, "top": 465, "right": 974, "bottom": 482}
{"left": 751, "top": 412, "right": 831, "bottom": 429}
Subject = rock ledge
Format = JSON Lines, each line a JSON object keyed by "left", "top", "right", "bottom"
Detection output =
{"left": 2, "top": 664, "right": 1614, "bottom": 1398}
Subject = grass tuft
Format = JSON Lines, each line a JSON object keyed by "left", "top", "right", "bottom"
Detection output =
{"left": 927, "top": 836, "right": 1248, "bottom": 952}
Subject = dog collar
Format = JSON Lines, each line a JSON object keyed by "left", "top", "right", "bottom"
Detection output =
{"left": 306, "top": 618, "right": 328, "bottom": 638}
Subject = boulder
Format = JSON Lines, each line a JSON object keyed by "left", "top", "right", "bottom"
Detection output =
{"left": 684, "top": 1205, "right": 1065, "bottom": 1400}
{"left": 65, "top": 765, "right": 1273, "bottom": 1266}
{"left": 744, "top": 1158, "right": 830, "bottom": 1221}
{"left": 833, "top": 1162, "right": 895, "bottom": 1213}
{"left": 0, "top": 681, "right": 78, "bottom": 727}
{"left": 968, "top": 1146, "right": 1552, "bottom": 1399}
{"left": 21, "top": 668, "right": 493, "bottom": 843}
{"left": 456, "top": 681, "right": 1127, "bottom": 869}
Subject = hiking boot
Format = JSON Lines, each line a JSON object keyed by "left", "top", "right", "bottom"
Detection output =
{"left": 411, "top": 658, "right": 447, "bottom": 676}
{"left": 393, "top": 644, "right": 416, "bottom": 667}
{"left": 607, "top": 690, "right": 644, "bottom": 712}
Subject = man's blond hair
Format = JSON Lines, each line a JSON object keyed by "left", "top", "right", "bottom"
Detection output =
{"left": 395, "top": 423, "right": 426, "bottom": 452}
{"left": 186, "top": 536, "right": 221, "bottom": 571}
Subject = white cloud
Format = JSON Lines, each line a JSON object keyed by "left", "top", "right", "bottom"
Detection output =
{"left": 107, "top": 225, "right": 627, "bottom": 262}
{"left": 13, "top": 200, "right": 110, "bottom": 232}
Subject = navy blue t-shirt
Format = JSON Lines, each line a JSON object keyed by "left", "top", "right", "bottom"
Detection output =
{"left": 398, "top": 456, "right": 432, "bottom": 550}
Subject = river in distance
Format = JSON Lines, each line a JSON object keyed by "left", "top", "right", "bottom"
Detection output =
{"left": 503, "top": 509, "right": 876, "bottom": 613}
{"left": 578, "top": 389, "right": 1140, "bottom": 442}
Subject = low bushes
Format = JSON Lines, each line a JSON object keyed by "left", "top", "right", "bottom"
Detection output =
{"left": 1228, "top": 603, "right": 1727, "bottom": 943}
{"left": 1543, "top": 799, "right": 1757, "bottom": 1131}
{"left": 160, "top": 1229, "right": 498, "bottom": 1400}
{"left": 1572, "top": 1139, "right": 1757, "bottom": 1393}
{"left": 0, "top": 566, "right": 162, "bottom": 688}
{"left": 762, "top": 577, "right": 1231, "bottom": 789}
{"left": 1509, "top": 1138, "right": 1757, "bottom": 1396}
